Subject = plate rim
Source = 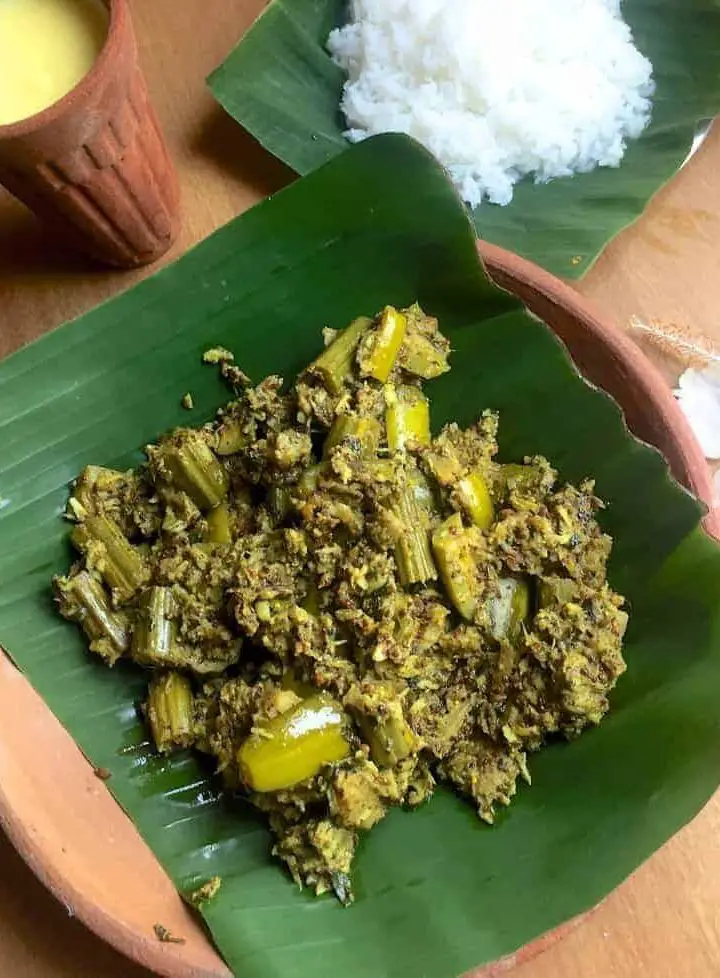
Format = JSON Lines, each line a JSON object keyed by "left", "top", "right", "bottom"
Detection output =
{"left": 0, "top": 242, "right": 716, "bottom": 977}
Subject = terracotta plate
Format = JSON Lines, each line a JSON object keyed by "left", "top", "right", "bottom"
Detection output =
{"left": 0, "top": 244, "right": 716, "bottom": 978}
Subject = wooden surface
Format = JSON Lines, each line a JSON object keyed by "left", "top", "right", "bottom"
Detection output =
{"left": 1, "top": 1, "right": 719, "bottom": 976}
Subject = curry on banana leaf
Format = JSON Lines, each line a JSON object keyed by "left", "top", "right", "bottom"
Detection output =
{"left": 54, "top": 304, "right": 627, "bottom": 904}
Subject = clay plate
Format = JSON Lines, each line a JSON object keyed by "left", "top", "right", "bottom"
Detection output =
{"left": 0, "top": 243, "right": 717, "bottom": 978}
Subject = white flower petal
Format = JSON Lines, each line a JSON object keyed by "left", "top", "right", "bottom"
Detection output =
{"left": 674, "top": 365, "right": 720, "bottom": 460}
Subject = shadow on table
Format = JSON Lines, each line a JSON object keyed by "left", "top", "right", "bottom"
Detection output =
{"left": 0, "top": 190, "right": 144, "bottom": 359}
{"left": 190, "top": 103, "right": 294, "bottom": 199}
{"left": 0, "top": 191, "right": 93, "bottom": 275}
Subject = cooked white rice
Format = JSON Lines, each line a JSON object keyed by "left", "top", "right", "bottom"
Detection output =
{"left": 328, "top": 0, "right": 654, "bottom": 207}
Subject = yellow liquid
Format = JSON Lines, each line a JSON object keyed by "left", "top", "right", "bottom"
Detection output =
{"left": 0, "top": 0, "right": 109, "bottom": 126}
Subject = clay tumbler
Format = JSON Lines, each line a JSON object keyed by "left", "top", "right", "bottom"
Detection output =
{"left": 0, "top": 0, "right": 180, "bottom": 268}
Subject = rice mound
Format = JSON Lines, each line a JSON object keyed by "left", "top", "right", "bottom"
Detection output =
{"left": 328, "top": 0, "right": 654, "bottom": 207}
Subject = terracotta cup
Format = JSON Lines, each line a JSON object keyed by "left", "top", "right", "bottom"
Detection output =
{"left": 0, "top": 0, "right": 180, "bottom": 268}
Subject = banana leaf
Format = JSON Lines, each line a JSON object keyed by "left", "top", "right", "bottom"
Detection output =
{"left": 1, "top": 134, "right": 720, "bottom": 978}
{"left": 208, "top": 0, "right": 720, "bottom": 279}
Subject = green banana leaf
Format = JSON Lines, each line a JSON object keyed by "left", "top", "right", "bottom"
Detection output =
{"left": 208, "top": 0, "right": 720, "bottom": 279}
{"left": 1, "top": 134, "right": 720, "bottom": 978}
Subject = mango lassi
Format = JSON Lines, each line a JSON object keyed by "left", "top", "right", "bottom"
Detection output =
{"left": 0, "top": 0, "right": 109, "bottom": 126}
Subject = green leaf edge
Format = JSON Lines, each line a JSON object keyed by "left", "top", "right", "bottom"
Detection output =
{"left": 208, "top": 0, "right": 720, "bottom": 279}
{"left": 0, "top": 135, "right": 719, "bottom": 978}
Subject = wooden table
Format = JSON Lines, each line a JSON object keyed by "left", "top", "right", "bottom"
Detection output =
{"left": 1, "top": 2, "right": 719, "bottom": 976}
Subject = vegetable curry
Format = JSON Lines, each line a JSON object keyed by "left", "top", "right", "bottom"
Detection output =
{"left": 54, "top": 305, "right": 627, "bottom": 903}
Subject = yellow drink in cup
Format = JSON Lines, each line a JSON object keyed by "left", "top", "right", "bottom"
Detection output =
{"left": 0, "top": 0, "right": 109, "bottom": 125}
{"left": 0, "top": 0, "right": 179, "bottom": 268}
